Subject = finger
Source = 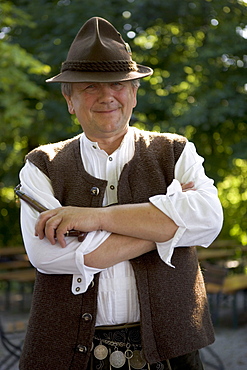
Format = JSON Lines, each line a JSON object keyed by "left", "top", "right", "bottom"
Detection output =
{"left": 46, "top": 214, "right": 74, "bottom": 248}
{"left": 35, "top": 210, "right": 57, "bottom": 239}
{"left": 183, "top": 181, "right": 194, "bottom": 188}
{"left": 181, "top": 181, "right": 196, "bottom": 191}
{"left": 44, "top": 214, "right": 64, "bottom": 245}
{"left": 53, "top": 225, "right": 67, "bottom": 248}
{"left": 53, "top": 219, "right": 69, "bottom": 248}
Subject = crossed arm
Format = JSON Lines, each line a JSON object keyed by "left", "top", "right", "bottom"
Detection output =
{"left": 34, "top": 182, "right": 195, "bottom": 269}
{"left": 35, "top": 204, "right": 175, "bottom": 269}
{"left": 21, "top": 141, "right": 223, "bottom": 273}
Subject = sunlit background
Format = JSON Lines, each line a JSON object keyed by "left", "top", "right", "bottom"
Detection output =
{"left": 0, "top": 0, "right": 246, "bottom": 249}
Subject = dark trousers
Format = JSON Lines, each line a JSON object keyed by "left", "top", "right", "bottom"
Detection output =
{"left": 166, "top": 350, "right": 204, "bottom": 370}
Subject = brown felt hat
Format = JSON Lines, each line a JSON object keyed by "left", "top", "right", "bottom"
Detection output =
{"left": 46, "top": 17, "right": 153, "bottom": 83}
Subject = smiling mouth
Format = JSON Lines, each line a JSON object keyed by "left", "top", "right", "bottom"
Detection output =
{"left": 94, "top": 107, "right": 120, "bottom": 114}
{"left": 97, "top": 110, "right": 116, "bottom": 113}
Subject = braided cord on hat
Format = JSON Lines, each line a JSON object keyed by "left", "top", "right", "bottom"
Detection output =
{"left": 61, "top": 60, "right": 138, "bottom": 73}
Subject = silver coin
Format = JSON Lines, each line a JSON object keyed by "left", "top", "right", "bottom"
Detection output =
{"left": 129, "top": 350, "right": 146, "bottom": 369}
{"left": 94, "top": 344, "right": 108, "bottom": 360}
{"left": 109, "top": 350, "right": 126, "bottom": 368}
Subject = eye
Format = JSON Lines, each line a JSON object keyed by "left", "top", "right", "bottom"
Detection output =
{"left": 85, "top": 84, "right": 96, "bottom": 90}
{"left": 81, "top": 84, "right": 99, "bottom": 94}
{"left": 111, "top": 82, "right": 124, "bottom": 90}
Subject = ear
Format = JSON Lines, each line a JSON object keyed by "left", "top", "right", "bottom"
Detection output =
{"left": 63, "top": 93, "right": 75, "bottom": 114}
{"left": 132, "top": 86, "right": 138, "bottom": 109}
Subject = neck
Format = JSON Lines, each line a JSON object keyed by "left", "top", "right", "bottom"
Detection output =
{"left": 97, "top": 136, "right": 124, "bottom": 155}
{"left": 86, "top": 128, "right": 128, "bottom": 155}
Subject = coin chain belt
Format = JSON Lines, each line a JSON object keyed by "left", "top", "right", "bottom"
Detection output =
{"left": 93, "top": 335, "right": 150, "bottom": 369}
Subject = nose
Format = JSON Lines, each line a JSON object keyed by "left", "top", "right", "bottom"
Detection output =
{"left": 97, "top": 84, "right": 114, "bottom": 103}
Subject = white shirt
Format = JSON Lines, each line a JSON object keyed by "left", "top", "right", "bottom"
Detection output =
{"left": 19, "top": 127, "right": 223, "bottom": 326}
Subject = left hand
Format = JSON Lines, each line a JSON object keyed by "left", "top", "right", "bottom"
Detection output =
{"left": 35, "top": 206, "right": 100, "bottom": 248}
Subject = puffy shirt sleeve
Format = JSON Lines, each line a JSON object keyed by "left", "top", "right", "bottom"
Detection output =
{"left": 19, "top": 160, "right": 110, "bottom": 292}
{"left": 149, "top": 141, "right": 223, "bottom": 267}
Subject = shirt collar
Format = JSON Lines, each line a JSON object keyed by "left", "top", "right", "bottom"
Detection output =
{"left": 80, "top": 127, "right": 134, "bottom": 155}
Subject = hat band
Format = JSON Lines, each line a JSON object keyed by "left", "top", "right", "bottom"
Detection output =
{"left": 61, "top": 60, "right": 138, "bottom": 73}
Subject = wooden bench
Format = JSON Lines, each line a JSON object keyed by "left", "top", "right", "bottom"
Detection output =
{"left": 197, "top": 248, "right": 241, "bottom": 261}
{"left": 197, "top": 242, "right": 247, "bottom": 262}
{"left": 0, "top": 269, "right": 36, "bottom": 283}
{"left": 0, "top": 246, "right": 35, "bottom": 311}
{"left": 201, "top": 262, "right": 247, "bottom": 327}
{"left": 0, "top": 246, "right": 27, "bottom": 257}
{"left": 0, "top": 261, "right": 31, "bottom": 270}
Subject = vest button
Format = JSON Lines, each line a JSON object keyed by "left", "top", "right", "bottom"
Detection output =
{"left": 77, "top": 344, "right": 88, "bottom": 353}
{"left": 82, "top": 313, "right": 93, "bottom": 322}
{"left": 75, "top": 287, "right": 80, "bottom": 292}
{"left": 77, "top": 277, "right": 82, "bottom": 283}
{"left": 90, "top": 187, "right": 100, "bottom": 196}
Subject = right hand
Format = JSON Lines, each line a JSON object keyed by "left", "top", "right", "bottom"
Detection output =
{"left": 181, "top": 181, "right": 195, "bottom": 192}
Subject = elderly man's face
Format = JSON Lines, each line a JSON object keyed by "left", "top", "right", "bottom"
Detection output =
{"left": 64, "top": 81, "right": 138, "bottom": 144}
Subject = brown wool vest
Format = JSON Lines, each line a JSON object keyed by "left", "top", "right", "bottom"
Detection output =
{"left": 19, "top": 128, "right": 214, "bottom": 370}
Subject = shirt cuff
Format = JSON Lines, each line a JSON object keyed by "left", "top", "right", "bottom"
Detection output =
{"left": 149, "top": 179, "right": 187, "bottom": 268}
{"left": 150, "top": 179, "right": 187, "bottom": 229}
{"left": 72, "top": 230, "right": 110, "bottom": 293}
{"left": 155, "top": 227, "right": 186, "bottom": 268}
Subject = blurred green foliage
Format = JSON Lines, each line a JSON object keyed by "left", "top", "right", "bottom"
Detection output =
{"left": 0, "top": 0, "right": 246, "bottom": 246}
{"left": 218, "top": 158, "right": 247, "bottom": 244}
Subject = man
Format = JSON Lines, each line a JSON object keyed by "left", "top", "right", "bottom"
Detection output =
{"left": 19, "top": 17, "right": 223, "bottom": 370}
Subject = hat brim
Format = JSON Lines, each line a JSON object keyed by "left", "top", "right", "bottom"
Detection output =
{"left": 46, "top": 64, "right": 153, "bottom": 83}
